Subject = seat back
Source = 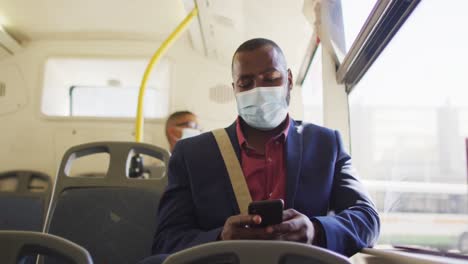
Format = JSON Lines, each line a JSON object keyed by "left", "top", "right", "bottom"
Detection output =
{"left": 0, "top": 171, "right": 51, "bottom": 231}
{"left": 44, "top": 141, "right": 169, "bottom": 264}
{"left": 163, "top": 241, "right": 352, "bottom": 264}
{"left": 0, "top": 230, "right": 92, "bottom": 264}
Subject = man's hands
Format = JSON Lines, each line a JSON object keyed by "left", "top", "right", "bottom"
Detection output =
{"left": 271, "top": 209, "right": 316, "bottom": 244}
{"left": 220, "top": 214, "right": 275, "bottom": 240}
{"left": 220, "top": 209, "right": 316, "bottom": 244}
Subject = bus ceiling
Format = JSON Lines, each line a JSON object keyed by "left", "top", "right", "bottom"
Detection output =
{"left": 0, "top": 0, "right": 318, "bottom": 68}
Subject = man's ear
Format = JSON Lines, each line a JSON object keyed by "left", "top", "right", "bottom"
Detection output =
{"left": 167, "top": 127, "right": 182, "bottom": 142}
{"left": 287, "top": 69, "right": 293, "bottom": 91}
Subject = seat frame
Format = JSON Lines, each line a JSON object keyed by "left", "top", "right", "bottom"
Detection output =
{"left": 163, "top": 240, "right": 351, "bottom": 264}
{"left": 0, "top": 170, "right": 51, "bottom": 229}
{"left": 42, "top": 141, "right": 169, "bottom": 264}
{"left": 0, "top": 230, "right": 92, "bottom": 264}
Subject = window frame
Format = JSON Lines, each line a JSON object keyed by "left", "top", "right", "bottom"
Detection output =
{"left": 296, "top": 35, "right": 321, "bottom": 86}
{"left": 337, "top": 0, "right": 421, "bottom": 93}
{"left": 39, "top": 56, "right": 170, "bottom": 123}
{"left": 68, "top": 85, "right": 162, "bottom": 119}
{"left": 342, "top": 0, "right": 468, "bottom": 256}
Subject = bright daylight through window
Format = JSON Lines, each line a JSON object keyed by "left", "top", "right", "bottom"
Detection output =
{"left": 302, "top": 45, "right": 323, "bottom": 125}
{"left": 348, "top": 0, "right": 468, "bottom": 254}
{"left": 42, "top": 58, "right": 169, "bottom": 119}
{"left": 341, "top": 0, "right": 377, "bottom": 53}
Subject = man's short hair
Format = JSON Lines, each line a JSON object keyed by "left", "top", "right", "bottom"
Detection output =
{"left": 231, "top": 38, "right": 287, "bottom": 71}
{"left": 164, "top": 110, "right": 196, "bottom": 143}
{"left": 165, "top": 111, "right": 195, "bottom": 129}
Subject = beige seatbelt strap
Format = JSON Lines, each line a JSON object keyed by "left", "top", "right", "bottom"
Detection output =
{"left": 212, "top": 129, "right": 252, "bottom": 214}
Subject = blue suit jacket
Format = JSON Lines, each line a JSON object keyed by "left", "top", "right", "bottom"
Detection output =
{"left": 152, "top": 119, "right": 380, "bottom": 257}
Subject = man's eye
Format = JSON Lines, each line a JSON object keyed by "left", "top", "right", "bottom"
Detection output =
{"left": 265, "top": 77, "right": 280, "bottom": 83}
{"left": 239, "top": 80, "right": 253, "bottom": 88}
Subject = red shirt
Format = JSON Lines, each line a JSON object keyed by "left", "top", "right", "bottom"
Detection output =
{"left": 236, "top": 116, "right": 290, "bottom": 201}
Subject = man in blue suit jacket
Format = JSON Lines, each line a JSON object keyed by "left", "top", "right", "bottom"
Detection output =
{"left": 142, "top": 38, "right": 379, "bottom": 263}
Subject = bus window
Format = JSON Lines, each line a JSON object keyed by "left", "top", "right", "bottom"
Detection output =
{"left": 41, "top": 58, "right": 170, "bottom": 119}
{"left": 341, "top": 0, "right": 377, "bottom": 53}
{"left": 302, "top": 44, "right": 323, "bottom": 125}
{"left": 349, "top": 0, "right": 468, "bottom": 254}
{"left": 70, "top": 85, "right": 161, "bottom": 118}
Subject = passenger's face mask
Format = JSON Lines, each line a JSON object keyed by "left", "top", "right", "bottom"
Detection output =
{"left": 181, "top": 128, "right": 201, "bottom": 139}
{"left": 235, "top": 85, "right": 288, "bottom": 130}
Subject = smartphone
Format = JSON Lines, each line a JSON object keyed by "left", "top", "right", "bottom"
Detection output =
{"left": 248, "top": 199, "right": 283, "bottom": 227}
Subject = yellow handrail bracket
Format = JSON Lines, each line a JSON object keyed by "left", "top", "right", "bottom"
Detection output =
{"left": 135, "top": 6, "right": 199, "bottom": 142}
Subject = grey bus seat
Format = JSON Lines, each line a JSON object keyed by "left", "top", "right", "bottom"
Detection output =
{"left": 162, "top": 241, "right": 351, "bottom": 264}
{"left": 43, "top": 142, "right": 169, "bottom": 264}
{"left": 0, "top": 230, "right": 92, "bottom": 264}
{"left": 0, "top": 170, "right": 51, "bottom": 231}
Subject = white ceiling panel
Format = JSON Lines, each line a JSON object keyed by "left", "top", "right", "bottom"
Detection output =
{"left": 195, "top": 0, "right": 314, "bottom": 75}
{"left": 0, "top": 0, "right": 315, "bottom": 76}
{"left": 0, "top": 0, "right": 187, "bottom": 41}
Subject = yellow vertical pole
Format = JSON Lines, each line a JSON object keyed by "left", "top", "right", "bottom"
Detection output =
{"left": 135, "top": 7, "right": 199, "bottom": 142}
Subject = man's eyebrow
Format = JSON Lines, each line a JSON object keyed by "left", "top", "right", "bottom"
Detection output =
{"left": 261, "top": 67, "right": 282, "bottom": 74}
{"left": 236, "top": 68, "right": 282, "bottom": 80}
{"left": 236, "top": 74, "right": 255, "bottom": 80}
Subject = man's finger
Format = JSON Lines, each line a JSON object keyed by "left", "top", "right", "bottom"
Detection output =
{"left": 282, "top": 208, "right": 299, "bottom": 221}
{"left": 233, "top": 226, "right": 275, "bottom": 240}
{"left": 279, "top": 230, "right": 308, "bottom": 243}
{"left": 272, "top": 217, "right": 302, "bottom": 234}
{"left": 227, "top": 214, "right": 262, "bottom": 227}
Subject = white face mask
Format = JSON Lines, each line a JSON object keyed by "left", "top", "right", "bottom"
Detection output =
{"left": 235, "top": 86, "right": 288, "bottom": 130}
{"left": 181, "top": 128, "right": 201, "bottom": 139}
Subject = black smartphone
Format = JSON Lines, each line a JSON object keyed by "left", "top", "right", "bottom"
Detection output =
{"left": 248, "top": 199, "right": 284, "bottom": 227}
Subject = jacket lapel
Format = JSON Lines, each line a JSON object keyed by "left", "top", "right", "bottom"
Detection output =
{"left": 285, "top": 119, "right": 303, "bottom": 209}
{"left": 225, "top": 121, "right": 241, "bottom": 161}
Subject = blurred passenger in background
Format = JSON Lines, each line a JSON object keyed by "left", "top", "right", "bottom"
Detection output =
{"left": 165, "top": 111, "right": 201, "bottom": 152}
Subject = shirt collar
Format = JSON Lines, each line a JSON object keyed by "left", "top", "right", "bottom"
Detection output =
{"left": 236, "top": 115, "right": 290, "bottom": 149}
